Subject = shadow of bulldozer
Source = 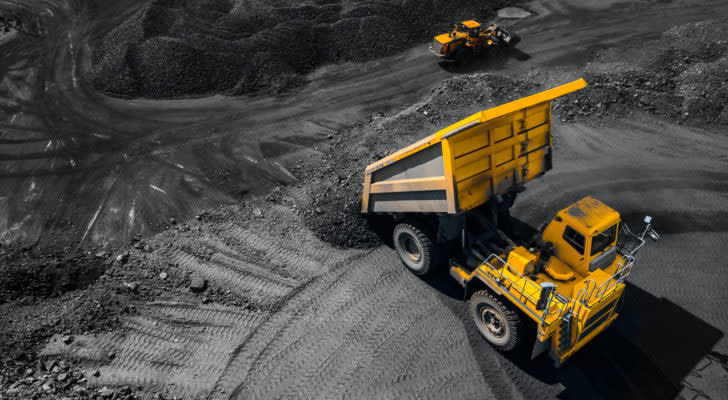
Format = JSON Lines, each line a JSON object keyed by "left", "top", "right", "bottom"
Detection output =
{"left": 438, "top": 46, "right": 531, "bottom": 74}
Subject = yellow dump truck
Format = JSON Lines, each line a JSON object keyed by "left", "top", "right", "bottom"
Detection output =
{"left": 361, "top": 79, "right": 659, "bottom": 365}
{"left": 430, "top": 20, "right": 520, "bottom": 65}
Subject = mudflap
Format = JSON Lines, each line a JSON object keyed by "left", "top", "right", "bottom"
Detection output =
{"left": 531, "top": 338, "right": 549, "bottom": 360}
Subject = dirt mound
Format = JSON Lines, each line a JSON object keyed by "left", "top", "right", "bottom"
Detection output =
{"left": 554, "top": 20, "right": 728, "bottom": 126}
{"left": 298, "top": 73, "right": 538, "bottom": 248}
{"left": 0, "top": 251, "right": 105, "bottom": 303}
{"left": 89, "top": 0, "right": 519, "bottom": 98}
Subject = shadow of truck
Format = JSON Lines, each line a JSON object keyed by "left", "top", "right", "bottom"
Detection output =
{"left": 491, "top": 282, "right": 721, "bottom": 399}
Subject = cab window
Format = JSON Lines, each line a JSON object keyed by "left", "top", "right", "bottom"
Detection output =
{"left": 591, "top": 224, "right": 617, "bottom": 256}
{"left": 563, "top": 226, "right": 585, "bottom": 255}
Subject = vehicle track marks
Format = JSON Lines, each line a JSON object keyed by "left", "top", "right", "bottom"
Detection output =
{"left": 42, "top": 303, "right": 265, "bottom": 397}
{"left": 165, "top": 247, "right": 293, "bottom": 306}
{"left": 218, "top": 247, "right": 490, "bottom": 400}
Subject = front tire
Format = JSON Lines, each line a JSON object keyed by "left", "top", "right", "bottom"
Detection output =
{"left": 469, "top": 290, "right": 522, "bottom": 351}
{"left": 393, "top": 222, "right": 440, "bottom": 276}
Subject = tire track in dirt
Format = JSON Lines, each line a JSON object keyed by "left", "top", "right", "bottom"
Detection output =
{"left": 38, "top": 203, "right": 416, "bottom": 398}
{"left": 215, "top": 225, "right": 329, "bottom": 278}
{"left": 164, "top": 246, "right": 293, "bottom": 307}
{"left": 42, "top": 302, "right": 266, "bottom": 397}
{"left": 216, "top": 247, "right": 492, "bottom": 400}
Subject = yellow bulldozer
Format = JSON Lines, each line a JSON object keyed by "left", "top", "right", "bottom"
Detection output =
{"left": 429, "top": 20, "right": 520, "bottom": 65}
{"left": 360, "top": 79, "right": 659, "bottom": 365}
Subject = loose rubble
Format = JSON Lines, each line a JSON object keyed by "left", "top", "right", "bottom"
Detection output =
{"left": 1, "top": 358, "right": 148, "bottom": 399}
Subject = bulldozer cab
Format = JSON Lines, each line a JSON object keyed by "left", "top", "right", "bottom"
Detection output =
{"left": 540, "top": 197, "right": 621, "bottom": 278}
{"left": 454, "top": 20, "right": 480, "bottom": 37}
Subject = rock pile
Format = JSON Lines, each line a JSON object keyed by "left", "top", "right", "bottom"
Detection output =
{"left": 554, "top": 21, "right": 728, "bottom": 126}
{"left": 89, "top": 0, "right": 519, "bottom": 98}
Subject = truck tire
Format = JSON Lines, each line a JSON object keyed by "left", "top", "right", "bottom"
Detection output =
{"left": 393, "top": 222, "right": 440, "bottom": 276}
{"left": 469, "top": 290, "right": 522, "bottom": 351}
{"left": 454, "top": 48, "right": 473, "bottom": 66}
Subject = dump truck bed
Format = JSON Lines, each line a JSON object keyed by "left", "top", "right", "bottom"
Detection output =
{"left": 361, "top": 79, "right": 586, "bottom": 214}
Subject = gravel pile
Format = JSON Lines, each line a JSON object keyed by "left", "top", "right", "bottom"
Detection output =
{"left": 554, "top": 21, "right": 728, "bottom": 126}
{"left": 89, "top": 0, "right": 520, "bottom": 98}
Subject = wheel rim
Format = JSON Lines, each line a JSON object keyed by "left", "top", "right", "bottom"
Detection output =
{"left": 480, "top": 306, "right": 506, "bottom": 339}
{"left": 398, "top": 232, "right": 421, "bottom": 263}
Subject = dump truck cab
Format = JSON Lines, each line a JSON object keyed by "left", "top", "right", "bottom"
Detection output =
{"left": 361, "top": 79, "right": 659, "bottom": 365}
{"left": 429, "top": 20, "right": 520, "bottom": 65}
{"left": 496, "top": 198, "right": 633, "bottom": 362}
{"left": 447, "top": 195, "right": 658, "bottom": 365}
{"left": 542, "top": 197, "right": 621, "bottom": 279}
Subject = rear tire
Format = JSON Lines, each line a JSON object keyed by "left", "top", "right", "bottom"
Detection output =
{"left": 469, "top": 290, "right": 522, "bottom": 351}
{"left": 393, "top": 222, "right": 440, "bottom": 276}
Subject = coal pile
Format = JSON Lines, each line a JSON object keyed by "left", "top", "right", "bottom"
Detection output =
{"left": 554, "top": 21, "right": 728, "bottom": 126}
{"left": 89, "top": 0, "right": 519, "bottom": 98}
{"left": 0, "top": 252, "right": 106, "bottom": 304}
{"left": 298, "top": 74, "right": 537, "bottom": 248}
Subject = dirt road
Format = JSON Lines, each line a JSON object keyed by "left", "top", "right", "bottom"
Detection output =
{"left": 3, "top": 0, "right": 728, "bottom": 399}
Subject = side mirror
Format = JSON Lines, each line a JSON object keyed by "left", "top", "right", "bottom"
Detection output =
{"left": 648, "top": 228, "right": 660, "bottom": 241}
{"left": 643, "top": 215, "right": 659, "bottom": 241}
{"left": 536, "top": 282, "right": 557, "bottom": 311}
